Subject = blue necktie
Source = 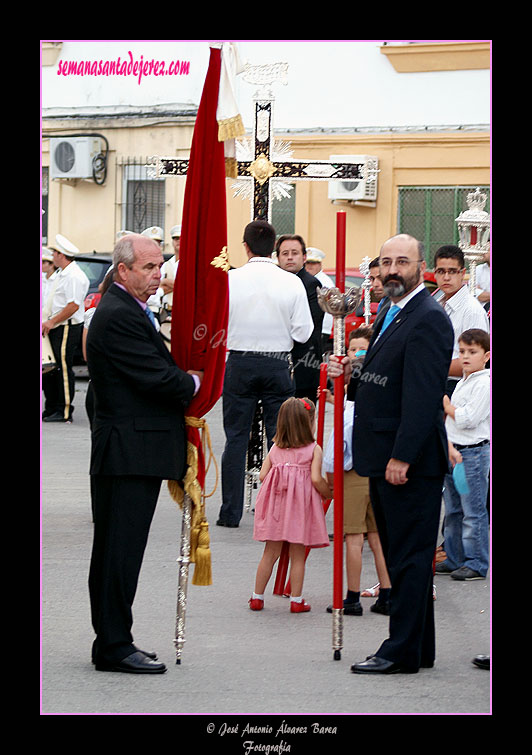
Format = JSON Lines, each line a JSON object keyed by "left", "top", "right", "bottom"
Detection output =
{"left": 145, "top": 306, "right": 157, "bottom": 329}
{"left": 379, "top": 304, "right": 401, "bottom": 334}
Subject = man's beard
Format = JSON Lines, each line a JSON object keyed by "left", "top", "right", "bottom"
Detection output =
{"left": 383, "top": 275, "right": 406, "bottom": 298}
{"left": 383, "top": 264, "right": 421, "bottom": 299}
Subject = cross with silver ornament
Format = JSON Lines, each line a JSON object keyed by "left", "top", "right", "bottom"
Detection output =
{"left": 147, "top": 59, "right": 378, "bottom": 221}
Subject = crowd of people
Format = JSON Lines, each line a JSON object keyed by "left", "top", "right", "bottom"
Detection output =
{"left": 42, "top": 219, "right": 490, "bottom": 676}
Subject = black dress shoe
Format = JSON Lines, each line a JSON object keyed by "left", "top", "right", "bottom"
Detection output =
{"left": 216, "top": 519, "right": 239, "bottom": 528}
{"left": 43, "top": 411, "right": 72, "bottom": 423}
{"left": 135, "top": 647, "right": 158, "bottom": 660}
{"left": 350, "top": 656, "right": 418, "bottom": 674}
{"left": 91, "top": 647, "right": 157, "bottom": 664}
{"left": 326, "top": 601, "right": 362, "bottom": 615}
{"left": 95, "top": 650, "right": 167, "bottom": 674}
{"left": 472, "top": 654, "right": 490, "bottom": 670}
{"left": 370, "top": 600, "right": 390, "bottom": 615}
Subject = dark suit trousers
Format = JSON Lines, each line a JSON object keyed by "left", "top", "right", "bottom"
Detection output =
{"left": 369, "top": 475, "right": 443, "bottom": 670}
{"left": 219, "top": 352, "right": 294, "bottom": 525}
{"left": 88, "top": 475, "right": 162, "bottom": 664}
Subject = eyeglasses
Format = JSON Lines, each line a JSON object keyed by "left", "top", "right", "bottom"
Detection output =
{"left": 434, "top": 268, "right": 464, "bottom": 276}
{"left": 380, "top": 258, "right": 422, "bottom": 269}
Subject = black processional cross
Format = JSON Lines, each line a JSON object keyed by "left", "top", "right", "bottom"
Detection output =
{"left": 147, "top": 61, "right": 375, "bottom": 222}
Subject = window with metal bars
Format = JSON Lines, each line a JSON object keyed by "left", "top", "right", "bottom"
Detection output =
{"left": 271, "top": 185, "right": 296, "bottom": 237}
{"left": 120, "top": 158, "right": 166, "bottom": 236}
{"left": 397, "top": 186, "right": 490, "bottom": 268}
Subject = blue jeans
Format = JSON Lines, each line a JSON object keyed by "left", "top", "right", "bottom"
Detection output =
{"left": 442, "top": 443, "right": 490, "bottom": 576}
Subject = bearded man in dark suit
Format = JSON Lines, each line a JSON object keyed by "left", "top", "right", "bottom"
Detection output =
{"left": 329, "top": 234, "right": 453, "bottom": 674}
{"left": 86, "top": 233, "right": 203, "bottom": 674}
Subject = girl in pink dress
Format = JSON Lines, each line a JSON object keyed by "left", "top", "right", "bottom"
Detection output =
{"left": 249, "top": 397, "right": 332, "bottom": 613}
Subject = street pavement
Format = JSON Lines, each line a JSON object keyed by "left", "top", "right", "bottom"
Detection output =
{"left": 41, "top": 377, "right": 491, "bottom": 722}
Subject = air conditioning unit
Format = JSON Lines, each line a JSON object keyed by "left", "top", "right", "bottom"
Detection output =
{"left": 328, "top": 155, "right": 379, "bottom": 202}
{"left": 50, "top": 137, "right": 103, "bottom": 179}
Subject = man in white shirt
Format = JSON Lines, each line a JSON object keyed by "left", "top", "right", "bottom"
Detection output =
{"left": 433, "top": 245, "right": 489, "bottom": 397}
{"left": 217, "top": 220, "right": 314, "bottom": 527}
{"left": 42, "top": 234, "right": 90, "bottom": 422}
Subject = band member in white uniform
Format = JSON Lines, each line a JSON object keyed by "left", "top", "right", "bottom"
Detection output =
{"left": 42, "top": 234, "right": 89, "bottom": 423}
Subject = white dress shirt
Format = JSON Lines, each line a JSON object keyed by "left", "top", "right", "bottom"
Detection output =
{"left": 159, "top": 256, "right": 179, "bottom": 308}
{"left": 445, "top": 368, "right": 490, "bottom": 445}
{"left": 475, "top": 263, "right": 490, "bottom": 295}
{"left": 442, "top": 284, "right": 490, "bottom": 360}
{"left": 227, "top": 257, "right": 314, "bottom": 352}
{"left": 46, "top": 261, "right": 89, "bottom": 326}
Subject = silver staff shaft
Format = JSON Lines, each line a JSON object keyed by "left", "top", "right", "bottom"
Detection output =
{"left": 364, "top": 286, "right": 371, "bottom": 326}
{"left": 333, "top": 314, "right": 345, "bottom": 357}
{"left": 468, "top": 259, "right": 477, "bottom": 295}
{"left": 174, "top": 493, "right": 192, "bottom": 664}
{"left": 332, "top": 607, "right": 344, "bottom": 661}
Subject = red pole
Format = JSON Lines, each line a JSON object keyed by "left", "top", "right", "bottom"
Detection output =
{"left": 336, "top": 211, "right": 346, "bottom": 293}
{"left": 273, "top": 541, "right": 290, "bottom": 595}
{"left": 332, "top": 372, "right": 344, "bottom": 611}
{"left": 332, "top": 211, "right": 346, "bottom": 656}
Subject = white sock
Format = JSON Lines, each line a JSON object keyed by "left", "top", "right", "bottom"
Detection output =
{"left": 291, "top": 596, "right": 303, "bottom": 603}
{"left": 252, "top": 592, "right": 264, "bottom": 600}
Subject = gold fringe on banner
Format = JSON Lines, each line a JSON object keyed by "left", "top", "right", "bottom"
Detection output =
{"left": 217, "top": 113, "right": 245, "bottom": 143}
{"left": 168, "top": 416, "right": 219, "bottom": 585}
{"left": 224, "top": 157, "right": 238, "bottom": 178}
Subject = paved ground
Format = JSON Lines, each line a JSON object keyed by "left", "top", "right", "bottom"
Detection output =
{"left": 41, "top": 377, "right": 491, "bottom": 724}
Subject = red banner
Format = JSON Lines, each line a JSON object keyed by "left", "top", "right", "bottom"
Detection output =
{"left": 171, "top": 45, "right": 230, "bottom": 491}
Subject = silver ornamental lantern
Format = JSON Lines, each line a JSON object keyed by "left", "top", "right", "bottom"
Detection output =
{"left": 318, "top": 286, "right": 362, "bottom": 355}
{"left": 455, "top": 187, "right": 490, "bottom": 295}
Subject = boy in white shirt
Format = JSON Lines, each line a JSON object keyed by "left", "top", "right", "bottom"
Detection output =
{"left": 437, "top": 328, "right": 490, "bottom": 580}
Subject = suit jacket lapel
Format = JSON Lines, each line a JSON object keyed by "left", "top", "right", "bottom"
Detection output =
{"left": 364, "top": 288, "right": 429, "bottom": 368}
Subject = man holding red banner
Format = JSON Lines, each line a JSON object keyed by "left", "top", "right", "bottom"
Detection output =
{"left": 87, "top": 233, "right": 203, "bottom": 674}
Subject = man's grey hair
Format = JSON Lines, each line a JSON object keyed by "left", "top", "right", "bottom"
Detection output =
{"left": 113, "top": 235, "right": 137, "bottom": 270}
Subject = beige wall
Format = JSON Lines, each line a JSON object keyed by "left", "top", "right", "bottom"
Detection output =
{"left": 43, "top": 121, "right": 489, "bottom": 268}
{"left": 226, "top": 131, "right": 490, "bottom": 270}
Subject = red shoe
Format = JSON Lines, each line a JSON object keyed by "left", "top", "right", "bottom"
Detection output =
{"left": 290, "top": 600, "right": 311, "bottom": 613}
{"left": 249, "top": 597, "right": 264, "bottom": 611}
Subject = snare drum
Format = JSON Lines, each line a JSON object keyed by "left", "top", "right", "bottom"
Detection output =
{"left": 42, "top": 333, "right": 57, "bottom": 373}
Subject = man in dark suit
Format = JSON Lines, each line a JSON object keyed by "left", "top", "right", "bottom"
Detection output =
{"left": 86, "top": 233, "right": 203, "bottom": 674}
{"left": 276, "top": 234, "right": 324, "bottom": 398}
{"left": 329, "top": 234, "right": 453, "bottom": 674}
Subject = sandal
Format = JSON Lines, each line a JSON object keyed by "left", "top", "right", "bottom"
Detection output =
{"left": 361, "top": 582, "right": 380, "bottom": 598}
